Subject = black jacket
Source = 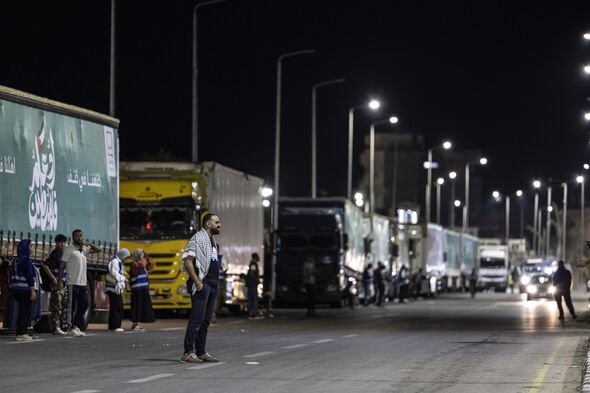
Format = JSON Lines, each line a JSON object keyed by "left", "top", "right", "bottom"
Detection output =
{"left": 552, "top": 267, "right": 572, "bottom": 292}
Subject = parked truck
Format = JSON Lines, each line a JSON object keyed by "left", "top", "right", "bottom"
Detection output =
{"left": 0, "top": 85, "right": 119, "bottom": 332}
{"left": 119, "top": 161, "right": 264, "bottom": 313}
{"left": 274, "top": 197, "right": 365, "bottom": 307}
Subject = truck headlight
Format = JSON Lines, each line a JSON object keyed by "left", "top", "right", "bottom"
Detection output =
{"left": 548, "top": 285, "right": 556, "bottom": 295}
{"left": 520, "top": 276, "right": 531, "bottom": 285}
{"left": 526, "top": 285, "right": 538, "bottom": 294}
{"left": 177, "top": 285, "right": 188, "bottom": 295}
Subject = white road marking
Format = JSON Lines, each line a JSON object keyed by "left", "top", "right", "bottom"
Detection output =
{"left": 342, "top": 334, "right": 359, "bottom": 338}
{"left": 244, "top": 351, "right": 273, "bottom": 358}
{"left": 6, "top": 339, "right": 45, "bottom": 344}
{"left": 312, "top": 339, "right": 334, "bottom": 343}
{"left": 186, "top": 361, "right": 227, "bottom": 370}
{"left": 70, "top": 390, "right": 101, "bottom": 393}
{"left": 159, "top": 327, "right": 184, "bottom": 331}
{"left": 126, "top": 373, "right": 175, "bottom": 383}
{"left": 281, "top": 344, "right": 308, "bottom": 349}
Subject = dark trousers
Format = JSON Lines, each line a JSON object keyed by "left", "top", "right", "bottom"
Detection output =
{"left": 107, "top": 291, "right": 123, "bottom": 330}
{"left": 554, "top": 290, "right": 576, "bottom": 318}
{"left": 69, "top": 284, "right": 89, "bottom": 330}
{"left": 375, "top": 283, "right": 385, "bottom": 306}
{"left": 363, "top": 282, "right": 372, "bottom": 306}
{"left": 247, "top": 286, "right": 258, "bottom": 316}
{"left": 305, "top": 283, "right": 316, "bottom": 315}
{"left": 184, "top": 282, "right": 218, "bottom": 355}
{"left": 12, "top": 291, "right": 32, "bottom": 336}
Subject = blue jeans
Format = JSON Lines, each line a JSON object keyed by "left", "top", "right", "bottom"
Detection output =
{"left": 184, "top": 282, "right": 218, "bottom": 355}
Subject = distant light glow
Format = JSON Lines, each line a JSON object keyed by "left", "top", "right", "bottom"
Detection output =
{"left": 585, "top": 112, "right": 590, "bottom": 121}
{"left": 262, "top": 199, "right": 270, "bottom": 207}
{"left": 479, "top": 157, "right": 488, "bottom": 165}
{"left": 547, "top": 206, "right": 553, "bottom": 212}
{"left": 533, "top": 180, "right": 541, "bottom": 188}
{"left": 389, "top": 116, "right": 399, "bottom": 124}
{"left": 584, "top": 33, "right": 590, "bottom": 40}
{"left": 492, "top": 191, "right": 500, "bottom": 199}
{"left": 442, "top": 140, "right": 452, "bottom": 150}
{"left": 355, "top": 198, "right": 364, "bottom": 207}
{"left": 437, "top": 177, "right": 445, "bottom": 185}
{"left": 368, "top": 100, "right": 380, "bottom": 110}
{"left": 449, "top": 171, "right": 457, "bottom": 179}
{"left": 584, "top": 163, "right": 590, "bottom": 170}
{"left": 354, "top": 192, "right": 363, "bottom": 200}
{"left": 584, "top": 65, "right": 590, "bottom": 74}
{"left": 261, "top": 187, "right": 273, "bottom": 198}
{"left": 516, "top": 190, "right": 523, "bottom": 197}
{"left": 454, "top": 200, "right": 461, "bottom": 207}
{"left": 577, "top": 175, "right": 584, "bottom": 184}
{"left": 423, "top": 161, "right": 439, "bottom": 169}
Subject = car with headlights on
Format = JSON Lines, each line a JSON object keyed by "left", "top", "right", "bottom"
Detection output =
{"left": 525, "top": 274, "right": 555, "bottom": 300}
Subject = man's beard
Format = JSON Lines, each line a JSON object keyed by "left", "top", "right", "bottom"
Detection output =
{"left": 211, "top": 228, "right": 220, "bottom": 235}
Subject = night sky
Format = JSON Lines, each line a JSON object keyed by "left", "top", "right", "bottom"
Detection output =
{"left": 2, "top": 1, "right": 590, "bottom": 201}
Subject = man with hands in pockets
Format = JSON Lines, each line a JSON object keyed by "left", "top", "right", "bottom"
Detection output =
{"left": 181, "top": 213, "right": 221, "bottom": 363}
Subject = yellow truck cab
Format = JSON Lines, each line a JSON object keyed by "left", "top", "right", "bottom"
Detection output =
{"left": 119, "top": 161, "right": 264, "bottom": 312}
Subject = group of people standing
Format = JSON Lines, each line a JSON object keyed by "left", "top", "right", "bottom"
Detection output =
{"left": 8, "top": 229, "right": 155, "bottom": 341}
{"left": 362, "top": 262, "right": 412, "bottom": 306}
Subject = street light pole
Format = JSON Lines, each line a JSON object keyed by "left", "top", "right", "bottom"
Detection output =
{"left": 561, "top": 182, "right": 567, "bottom": 261}
{"left": 578, "top": 175, "right": 585, "bottom": 259}
{"left": 369, "top": 116, "right": 398, "bottom": 219}
{"left": 272, "top": 49, "right": 314, "bottom": 301}
{"left": 348, "top": 100, "right": 380, "bottom": 200}
{"left": 532, "top": 180, "right": 541, "bottom": 255}
{"left": 426, "top": 148, "right": 433, "bottom": 223}
{"left": 546, "top": 186, "right": 552, "bottom": 257}
{"left": 311, "top": 78, "right": 345, "bottom": 198}
{"left": 464, "top": 163, "right": 470, "bottom": 231}
{"left": 109, "top": 0, "right": 116, "bottom": 117}
{"left": 449, "top": 171, "right": 457, "bottom": 228}
{"left": 192, "top": 0, "right": 231, "bottom": 163}
{"left": 505, "top": 195, "right": 510, "bottom": 243}
{"left": 436, "top": 178, "right": 444, "bottom": 224}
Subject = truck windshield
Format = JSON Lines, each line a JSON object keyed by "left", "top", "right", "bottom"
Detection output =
{"left": 309, "top": 234, "right": 338, "bottom": 250}
{"left": 279, "top": 234, "right": 307, "bottom": 249}
{"left": 480, "top": 257, "right": 506, "bottom": 268}
{"left": 120, "top": 198, "right": 194, "bottom": 240}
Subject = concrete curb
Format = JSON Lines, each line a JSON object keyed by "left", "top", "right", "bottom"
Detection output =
{"left": 582, "top": 339, "right": 590, "bottom": 393}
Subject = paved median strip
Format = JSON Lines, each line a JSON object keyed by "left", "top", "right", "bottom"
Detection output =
{"left": 126, "top": 373, "right": 175, "bottom": 384}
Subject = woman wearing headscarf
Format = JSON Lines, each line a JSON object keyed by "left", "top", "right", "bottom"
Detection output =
{"left": 10, "top": 239, "right": 37, "bottom": 341}
{"left": 106, "top": 248, "right": 130, "bottom": 332}
{"left": 130, "top": 248, "right": 155, "bottom": 331}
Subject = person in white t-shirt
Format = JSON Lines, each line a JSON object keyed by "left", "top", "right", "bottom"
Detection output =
{"left": 61, "top": 229, "right": 100, "bottom": 337}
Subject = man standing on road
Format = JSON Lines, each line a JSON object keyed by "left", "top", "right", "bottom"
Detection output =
{"left": 552, "top": 260, "right": 577, "bottom": 321}
{"left": 181, "top": 213, "right": 221, "bottom": 363}
{"left": 61, "top": 229, "right": 101, "bottom": 337}
{"left": 41, "top": 234, "right": 68, "bottom": 335}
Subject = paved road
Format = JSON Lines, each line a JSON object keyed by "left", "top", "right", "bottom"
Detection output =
{"left": 1, "top": 291, "right": 588, "bottom": 393}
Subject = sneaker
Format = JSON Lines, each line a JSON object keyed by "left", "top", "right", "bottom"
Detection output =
{"left": 132, "top": 325, "right": 145, "bottom": 331}
{"left": 110, "top": 328, "right": 124, "bottom": 333}
{"left": 558, "top": 315, "right": 565, "bottom": 321}
{"left": 15, "top": 334, "right": 33, "bottom": 342}
{"left": 197, "top": 352, "right": 219, "bottom": 362}
{"left": 180, "top": 352, "right": 203, "bottom": 363}
{"left": 69, "top": 327, "right": 85, "bottom": 337}
{"left": 52, "top": 327, "right": 67, "bottom": 336}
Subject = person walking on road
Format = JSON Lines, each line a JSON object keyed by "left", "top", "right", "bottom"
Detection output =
{"left": 302, "top": 257, "right": 317, "bottom": 317}
{"left": 469, "top": 268, "right": 478, "bottom": 298}
{"left": 552, "top": 260, "right": 577, "bottom": 321}
{"left": 130, "top": 248, "right": 155, "bottom": 331}
{"left": 362, "top": 263, "right": 373, "bottom": 306}
{"left": 10, "top": 239, "right": 37, "bottom": 341}
{"left": 374, "top": 262, "right": 385, "bottom": 306}
{"left": 246, "top": 253, "right": 261, "bottom": 319}
{"left": 181, "top": 213, "right": 221, "bottom": 363}
{"left": 41, "top": 234, "right": 68, "bottom": 335}
{"left": 61, "top": 229, "right": 101, "bottom": 337}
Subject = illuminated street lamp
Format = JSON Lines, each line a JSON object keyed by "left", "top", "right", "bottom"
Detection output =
{"left": 492, "top": 191, "right": 510, "bottom": 243}
{"left": 347, "top": 100, "right": 380, "bottom": 200}
{"left": 369, "top": 116, "right": 399, "bottom": 218}
{"left": 516, "top": 189, "right": 524, "bottom": 239}
{"left": 425, "top": 140, "right": 452, "bottom": 223}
